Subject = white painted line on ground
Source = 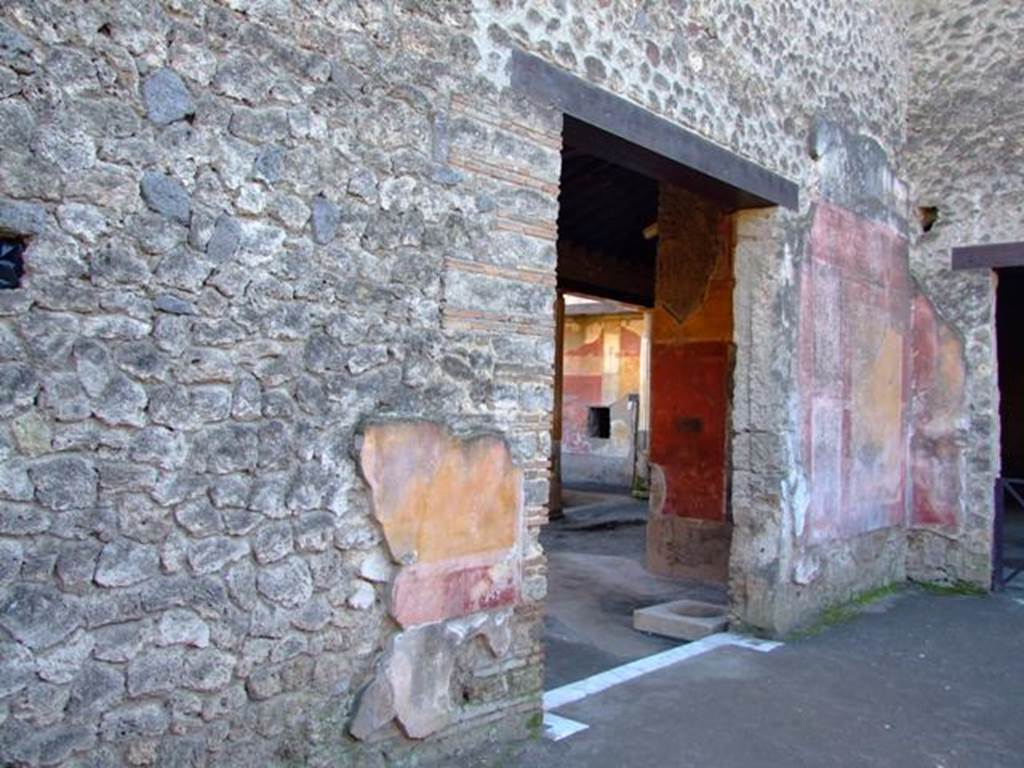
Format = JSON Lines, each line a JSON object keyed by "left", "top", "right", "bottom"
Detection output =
{"left": 543, "top": 631, "right": 783, "bottom": 712}
{"left": 722, "top": 632, "right": 783, "bottom": 653}
{"left": 542, "top": 712, "right": 590, "bottom": 741}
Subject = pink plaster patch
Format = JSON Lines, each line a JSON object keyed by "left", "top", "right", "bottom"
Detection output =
{"left": 909, "top": 293, "right": 965, "bottom": 529}
{"left": 390, "top": 554, "right": 520, "bottom": 629}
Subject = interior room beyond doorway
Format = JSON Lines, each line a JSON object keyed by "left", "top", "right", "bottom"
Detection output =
{"left": 543, "top": 123, "right": 737, "bottom": 689}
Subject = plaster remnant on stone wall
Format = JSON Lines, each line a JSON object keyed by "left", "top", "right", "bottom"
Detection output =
{"left": 800, "top": 201, "right": 910, "bottom": 543}
{"left": 809, "top": 117, "right": 907, "bottom": 234}
{"left": 350, "top": 609, "right": 512, "bottom": 741}
{"left": 360, "top": 421, "right": 523, "bottom": 628}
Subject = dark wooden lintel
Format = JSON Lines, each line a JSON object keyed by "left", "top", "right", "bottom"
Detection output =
{"left": 510, "top": 49, "right": 799, "bottom": 211}
{"left": 951, "top": 242, "right": 1024, "bottom": 270}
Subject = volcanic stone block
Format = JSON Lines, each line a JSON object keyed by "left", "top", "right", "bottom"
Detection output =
{"left": 310, "top": 194, "right": 339, "bottom": 244}
{"left": 0, "top": 583, "right": 82, "bottom": 650}
{"left": 633, "top": 599, "right": 728, "bottom": 641}
{"left": 95, "top": 540, "right": 159, "bottom": 587}
{"left": 142, "top": 68, "right": 194, "bottom": 126}
{"left": 140, "top": 172, "right": 191, "bottom": 225}
{"left": 0, "top": 198, "right": 47, "bottom": 236}
{"left": 350, "top": 610, "right": 513, "bottom": 740}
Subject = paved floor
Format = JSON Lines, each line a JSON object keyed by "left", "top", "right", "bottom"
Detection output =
{"left": 541, "top": 488, "right": 724, "bottom": 689}
{"left": 478, "top": 589, "right": 1024, "bottom": 767}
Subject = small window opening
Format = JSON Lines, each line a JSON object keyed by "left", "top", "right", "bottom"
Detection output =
{"left": 588, "top": 406, "right": 611, "bottom": 439}
{"left": 0, "top": 239, "right": 26, "bottom": 289}
{"left": 918, "top": 206, "right": 939, "bottom": 233}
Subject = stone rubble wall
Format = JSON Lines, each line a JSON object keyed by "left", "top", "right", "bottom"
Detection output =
{"left": 0, "top": 2, "right": 556, "bottom": 764}
{"left": 905, "top": 0, "right": 1024, "bottom": 585}
{"left": 0, "top": 0, "right": 937, "bottom": 764}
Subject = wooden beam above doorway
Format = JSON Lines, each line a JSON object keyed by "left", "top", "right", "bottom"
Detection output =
{"left": 509, "top": 49, "right": 800, "bottom": 212}
{"left": 951, "top": 241, "right": 1024, "bottom": 270}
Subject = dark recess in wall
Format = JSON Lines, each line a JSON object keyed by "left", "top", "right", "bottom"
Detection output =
{"left": 997, "top": 267, "right": 1024, "bottom": 477}
{"left": 588, "top": 406, "right": 611, "bottom": 439}
{"left": 0, "top": 238, "right": 25, "bottom": 289}
{"left": 917, "top": 206, "right": 939, "bottom": 233}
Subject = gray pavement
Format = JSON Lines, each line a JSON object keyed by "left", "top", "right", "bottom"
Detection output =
{"left": 541, "top": 491, "right": 725, "bottom": 689}
{"left": 474, "top": 589, "right": 1024, "bottom": 767}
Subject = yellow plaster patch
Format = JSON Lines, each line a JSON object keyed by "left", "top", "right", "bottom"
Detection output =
{"left": 360, "top": 422, "right": 521, "bottom": 565}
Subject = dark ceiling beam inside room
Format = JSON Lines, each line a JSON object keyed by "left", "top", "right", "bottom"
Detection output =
{"left": 555, "top": 146, "right": 658, "bottom": 307}
{"left": 558, "top": 275, "right": 654, "bottom": 308}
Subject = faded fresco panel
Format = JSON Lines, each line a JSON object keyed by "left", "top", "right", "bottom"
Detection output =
{"left": 561, "top": 314, "right": 644, "bottom": 486}
{"left": 910, "top": 293, "right": 965, "bottom": 529}
{"left": 801, "top": 202, "right": 911, "bottom": 543}
{"left": 812, "top": 263, "right": 843, "bottom": 389}
{"left": 808, "top": 396, "right": 844, "bottom": 538}
{"left": 848, "top": 324, "right": 905, "bottom": 509}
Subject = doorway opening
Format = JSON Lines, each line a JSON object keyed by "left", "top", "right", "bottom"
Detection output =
{"left": 996, "top": 267, "right": 1024, "bottom": 591}
{"left": 543, "top": 120, "right": 736, "bottom": 690}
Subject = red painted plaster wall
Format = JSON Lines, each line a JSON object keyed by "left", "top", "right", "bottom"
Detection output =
{"left": 799, "top": 202, "right": 912, "bottom": 543}
{"left": 649, "top": 239, "right": 733, "bottom": 522}
{"left": 649, "top": 340, "right": 731, "bottom": 520}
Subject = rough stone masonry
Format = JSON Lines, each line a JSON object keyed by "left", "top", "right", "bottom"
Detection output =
{"left": 0, "top": 1, "right": 1020, "bottom": 766}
